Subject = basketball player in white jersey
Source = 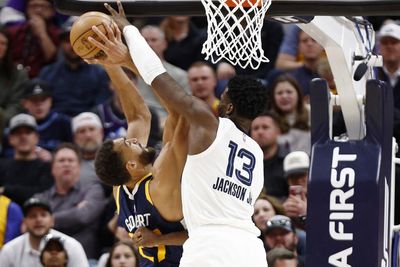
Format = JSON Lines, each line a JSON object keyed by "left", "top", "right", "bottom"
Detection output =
{"left": 90, "top": 2, "right": 269, "bottom": 266}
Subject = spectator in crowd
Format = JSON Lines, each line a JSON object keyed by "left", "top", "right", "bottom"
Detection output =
{"left": 5, "top": 0, "right": 61, "bottom": 78}
{"left": 268, "top": 74, "right": 311, "bottom": 153}
{"left": 0, "top": 197, "right": 89, "bottom": 267}
{"left": 188, "top": 61, "right": 220, "bottom": 116}
{"left": 71, "top": 112, "right": 105, "bottom": 187}
{"left": 253, "top": 192, "right": 286, "bottom": 233}
{"left": 0, "top": 113, "right": 53, "bottom": 205}
{"left": 0, "top": 194, "right": 23, "bottom": 248}
{"left": 275, "top": 25, "right": 302, "bottom": 71}
{"left": 161, "top": 16, "right": 207, "bottom": 70}
{"left": 0, "top": 28, "right": 28, "bottom": 137}
{"left": 282, "top": 151, "right": 309, "bottom": 230}
{"left": 34, "top": 143, "right": 106, "bottom": 262}
{"left": 97, "top": 240, "right": 139, "bottom": 267}
{"left": 250, "top": 111, "right": 289, "bottom": 200}
{"left": 40, "top": 236, "right": 69, "bottom": 267}
{"left": 38, "top": 23, "right": 110, "bottom": 117}
{"left": 94, "top": 68, "right": 162, "bottom": 150}
{"left": 0, "top": 0, "right": 69, "bottom": 26}
{"left": 21, "top": 79, "right": 73, "bottom": 152}
{"left": 375, "top": 23, "right": 400, "bottom": 140}
{"left": 137, "top": 25, "right": 190, "bottom": 124}
{"left": 374, "top": 22, "right": 400, "bottom": 225}
{"left": 0, "top": 0, "right": 27, "bottom": 25}
{"left": 267, "top": 248, "right": 298, "bottom": 267}
{"left": 289, "top": 30, "right": 324, "bottom": 98}
{"left": 264, "top": 215, "right": 305, "bottom": 267}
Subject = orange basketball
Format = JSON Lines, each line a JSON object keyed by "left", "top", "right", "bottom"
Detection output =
{"left": 70, "top": 11, "right": 113, "bottom": 59}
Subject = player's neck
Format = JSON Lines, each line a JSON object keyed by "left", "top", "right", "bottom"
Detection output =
{"left": 230, "top": 117, "right": 250, "bottom": 135}
{"left": 126, "top": 169, "right": 152, "bottom": 189}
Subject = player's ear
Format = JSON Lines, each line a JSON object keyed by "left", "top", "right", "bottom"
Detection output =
{"left": 126, "top": 160, "right": 137, "bottom": 172}
{"left": 226, "top": 103, "right": 234, "bottom": 115}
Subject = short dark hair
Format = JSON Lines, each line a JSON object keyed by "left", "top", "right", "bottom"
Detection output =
{"left": 227, "top": 76, "right": 267, "bottom": 120}
{"left": 53, "top": 143, "right": 82, "bottom": 162}
{"left": 267, "top": 248, "right": 297, "bottom": 267}
{"left": 95, "top": 140, "right": 131, "bottom": 186}
{"left": 253, "top": 110, "right": 289, "bottom": 133}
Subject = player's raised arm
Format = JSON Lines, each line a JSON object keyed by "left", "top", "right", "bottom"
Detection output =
{"left": 104, "top": 1, "right": 218, "bottom": 135}
{"left": 86, "top": 23, "right": 151, "bottom": 146}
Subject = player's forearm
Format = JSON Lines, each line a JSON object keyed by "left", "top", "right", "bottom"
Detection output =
{"left": 122, "top": 26, "right": 194, "bottom": 115}
{"left": 104, "top": 66, "right": 151, "bottom": 126}
{"left": 156, "top": 231, "right": 188, "bottom": 246}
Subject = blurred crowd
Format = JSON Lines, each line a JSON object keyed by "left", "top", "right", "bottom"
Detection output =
{"left": 0, "top": 0, "right": 399, "bottom": 267}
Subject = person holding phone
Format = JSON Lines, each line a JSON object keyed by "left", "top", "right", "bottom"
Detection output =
{"left": 282, "top": 151, "right": 309, "bottom": 229}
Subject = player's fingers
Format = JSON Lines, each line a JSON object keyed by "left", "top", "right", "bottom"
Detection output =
{"left": 91, "top": 26, "right": 112, "bottom": 47}
{"left": 117, "top": 0, "right": 126, "bottom": 17}
{"left": 84, "top": 58, "right": 98, "bottom": 65}
{"left": 87, "top": 36, "right": 108, "bottom": 52}
{"left": 103, "top": 22, "right": 116, "bottom": 42}
{"left": 114, "top": 24, "right": 122, "bottom": 41}
{"left": 104, "top": 3, "right": 118, "bottom": 16}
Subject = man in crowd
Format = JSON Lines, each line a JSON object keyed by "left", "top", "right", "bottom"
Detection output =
{"left": 188, "top": 61, "right": 220, "bottom": 116}
{"left": 282, "top": 151, "right": 309, "bottom": 229}
{"left": 267, "top": 248, "right": 298, "bottom": 267}
{"left": 264, "top": 215, "right": 305, "bottom": 267}
{"left": 0, "top": 197, "right": 88, "bottom": 267}
{"left": 34, "top": 143, "right": 106, "bottom": 262}
{"left": 251, "top": 111, "right": 289, "bottom": 200}
{"left": 0, "top": 113, "right": 53, "bottom": 205}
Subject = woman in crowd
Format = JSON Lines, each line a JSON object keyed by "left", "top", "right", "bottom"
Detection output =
{"left": 104, "top": 240, "right": 139, "bottom": 267}
{"left": 253, "top": 193, "right": 286, "bottom": 233}
{"left": 268, "top": 74, "right": 311, "bottom": 153}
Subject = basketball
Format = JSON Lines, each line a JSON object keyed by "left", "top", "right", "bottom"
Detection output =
{"left": 70, "top": 11, "right": 113, "bottom": 59}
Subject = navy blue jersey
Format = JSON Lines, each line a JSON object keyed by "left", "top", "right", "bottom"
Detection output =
{"left": 116, "top": 174, "right": 185, "bottom": 267}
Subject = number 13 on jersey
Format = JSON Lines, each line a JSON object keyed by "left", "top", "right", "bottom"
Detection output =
{"left": 226, "top": 140, "right": 256, "bottom": 186}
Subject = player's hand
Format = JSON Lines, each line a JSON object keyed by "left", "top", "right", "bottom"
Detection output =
{"left": 86, "top": 22, "right": 131, "bottom": 67}
{"left": 104, "top": 0, "right": 131, "bottom": 31}
{"left": 132, "top": 227, "right": 159, "bottom": 247}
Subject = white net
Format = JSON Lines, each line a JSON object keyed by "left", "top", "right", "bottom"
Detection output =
{"left": 201, "top": 0, "right": 272, "bottom": 69}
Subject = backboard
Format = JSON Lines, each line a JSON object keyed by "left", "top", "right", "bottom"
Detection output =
{"left": 54, "top": 0, "right": 400, "bottom": 17}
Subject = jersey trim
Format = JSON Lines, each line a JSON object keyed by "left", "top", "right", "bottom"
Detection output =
{"left": 115, "top": 185, "right": 121, "bottom": 215}
{"left": 122, "top": 172, "right": 153, "bottom": 199}
{"left": 145, "top": 179, "right": 153, "bottom": 205}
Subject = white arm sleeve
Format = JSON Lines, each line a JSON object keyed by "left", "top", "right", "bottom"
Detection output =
{"left": 123, "top": 25, "right": 166, "bottom": 85}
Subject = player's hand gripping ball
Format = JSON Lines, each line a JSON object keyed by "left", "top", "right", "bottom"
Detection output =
{"left": 70, "top": 11, "right": 113, "bottom": 60}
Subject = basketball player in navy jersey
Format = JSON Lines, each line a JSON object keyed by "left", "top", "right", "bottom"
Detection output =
{"left": 89, "top": 2, "right": 269, "bottom": 266}
{"left": 87, "top": 24, "right": 188, "bottom": 266}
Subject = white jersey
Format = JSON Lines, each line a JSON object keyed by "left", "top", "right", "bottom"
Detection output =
{"left": 181, "top": 117, "right": 263, "bottom": 235}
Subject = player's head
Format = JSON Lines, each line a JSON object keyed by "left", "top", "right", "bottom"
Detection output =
{"left": 95, "top": 138, "right": 156, "bottom": 186}
{"left": 218, "top": 76, "right": 267, "bottom": 122}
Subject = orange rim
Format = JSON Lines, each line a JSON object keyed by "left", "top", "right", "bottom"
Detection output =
{"left": 225, "top": 0, "right": 262, "bottom": 8}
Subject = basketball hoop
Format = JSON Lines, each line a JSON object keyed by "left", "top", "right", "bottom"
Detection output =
{"left": 201, "top": 0, "right": 272, "bottom": 69}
